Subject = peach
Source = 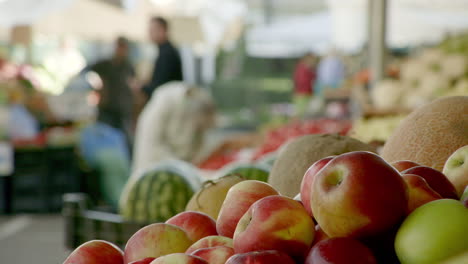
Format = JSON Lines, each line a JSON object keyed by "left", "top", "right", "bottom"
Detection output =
{"left": 63, "top": 240, "right": 123, "bottom": 264}
{"left": 402, "top": 166, "right": 458, "bottom": 199}
{"left": 124, "top": 223, "right": 193, "bottom": 264}
{"left": 233, "top": 195, "right": 315, "bottom": 262}
{"left": 225, "top": 250, "right": 295, "bottom": 264}
{"left": 391, "top": 160, "right": 420, "bottom": 172}
{"left": 191, "top": 246, "right": 235, "bottom": 264}
{"left": 402, "top": 174, "right": 443, "bottom": 214}
{"left": 185, "top": 236, "right": 233, "bottom": 254}
{"left": 150, "top": 253, "right": 207, "bottom": 264}
{"left": 166, "top": 211, "right": 217, "bottom": 242}
{"left": 216, "top": 180, "right": 278, "bottom": 238}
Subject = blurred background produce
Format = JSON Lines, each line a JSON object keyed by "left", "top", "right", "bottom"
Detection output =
{"left": 0, "top": 0, "right": 467, "bottom": 263}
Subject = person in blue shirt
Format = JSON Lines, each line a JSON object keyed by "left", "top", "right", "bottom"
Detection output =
{"left": 316, "top": 49, "right": 345, "bottom": 97}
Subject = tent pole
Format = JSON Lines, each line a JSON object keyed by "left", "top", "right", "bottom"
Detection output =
{"left": 369, "top": 0, "right": 387, "bottom": 89}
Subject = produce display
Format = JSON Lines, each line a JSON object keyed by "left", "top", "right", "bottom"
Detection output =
{"left": 370, "top": 35, "right": 468, "bottom": 111}
{"left": 350, "top": 115, "right": 406, "bottom": 143}
{"left": 63, "top": 145, "right": 468, "bottom": 264}
{"left": 198, "top": 119, "right": 352, "bottom": 171}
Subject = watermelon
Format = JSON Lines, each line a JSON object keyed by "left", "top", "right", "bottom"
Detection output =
{"left": 219, "top": 163, "right": 271, "bottom": 182}
{"left": 121, "top": 166, "right": 200, "bottom": 223}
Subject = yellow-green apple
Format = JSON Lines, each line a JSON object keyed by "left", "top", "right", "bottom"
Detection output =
{"left": 311, "top": 151, "right": 408, "bottom": 238}
{"left": 391, "top": 160, "right": 420, "bottom": 172}
{"left": 166, "top": 211, "right": 217, "bottom": 242}
{"left": 443, "top": 145, "right": 468, "bottom": 197}
{"left": 402, "top": 174, "right": 443, "bottom": 214}
{"left": 462, "top": 186, "right": 468, "bottom": 208}
{"left": 311, "top": 225, "right": 330, "bottom": 247}
{"left": 150, "top": 253, "right": 207, "bottom": 264}
{"left": 225, "top": 250, "right": 296, "bottom": 264}
{"left": 185, "top": 236, "right": 233, "bottom": 254}
{"left": 395, "top": 199, "right": 468, "bottom": 264}
{"left": 216, "top": 180, "right": 279, "bottom": 238}
{"left": 63, "top": 240, "right": 123, "bottom": 264}
{"left": 124, "top": 223, "right": 193, "bottom": 264}
{"left": 440, "top": 251, "right": 468, "bottom": 264}
{"left": 402, "top": 166, "right": 458, "bottom": 199}
{"left": 191, "top": 246, "right": 235, "bottom": 264}
{"left": 233, "top": 195, "right": 315, "bottom": 262}
{"left": 300, "top": 156, "right": 335, "bottom": 217}
{"left": 305, "top": 238, "right": 377, "bottom": 264}
{"left": 128, "top": 258, "right": 155, "bottom": 264}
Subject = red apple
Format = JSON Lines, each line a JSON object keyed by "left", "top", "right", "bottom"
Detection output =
{"left": 391, "top": 160, "right": 420, "bottom": 172}
{"left": 225, "top": 250, "right": 296, "bottom": 264}
{"left": 402, "top": 166, "right": 458, "bottom": 199}
{"left": 311, "top": 151, "right": 408, "bottom": 238}
{"left": 191, "top": 246, "right": 235, "bottom": 264}
{"left": 305, "top": 238, "right": 377, "bottom": 264}
{"left": 63, "top": 240, "right": 123, "bottom": 264}
{"left": 443, "top": 145, "right": 468, "bottom": 197}
{"left": 402, "top": 174, "right": 443, "bottom": 214}
{"left": 300, "top": 156, "right": 335, "bottom": 217}
{"left": 150, "top": 253, "right": 207, "bottom": 264}
{"left": 360, "top": 223, "right": 401, "bottom": 264}
{"left": 312, "top": 225, "right": 329, "bottom": 247}
{"left": 216, "top": 180, "right": 279, "bottom": 238}
{"left": 166, "top": 211, "right": 217, "bottom": 242}
{"left": 128, "top": 258, "right": 155, "bottom": 264}
{"left": 233, "top": 195, "right": 315, "bottom": 262}
{"left": 124, "top": 223, "right": 193, "bottom": 264}
{"left": 185, "top": 236, "right": 233, "bottom": 254}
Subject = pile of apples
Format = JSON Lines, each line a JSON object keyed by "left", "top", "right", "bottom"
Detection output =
{"left": 63, "top": 148, "right": 468, "bottom": 264}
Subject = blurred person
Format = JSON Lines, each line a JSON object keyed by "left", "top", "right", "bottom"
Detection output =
{"left": 293, "top": 52, "right": 317, "bottom": 117}
{"left": 82, "top": 36, "right": 136, "bottom": 144}
{"left": 131, "top": 82, "right": 215, "bottom": 177}
{"left": 141, "top": 16, "right": 183, "bottom": 99}
{"left": 316, "top": 48, "right": 346, "bottom": 97}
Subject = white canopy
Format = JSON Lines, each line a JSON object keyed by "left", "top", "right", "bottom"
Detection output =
{"left": 2, "top": 0, "right": 468, "bottom": 56}
{"left": 0, "top": 0, "right": 245, "bottom": 49}
{"left": 327, "top": 0, "right": 468, "bottom": 51}
{"left": 246, "top": 0, "right": 468, "bottom": 57}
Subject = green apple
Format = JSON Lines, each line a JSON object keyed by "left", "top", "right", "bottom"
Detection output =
{"left": 462, "top": 186, "right": 468, "bottom": 208}
{"left": 440, "top": 251, "right": 468, "bottom": 264}
{"left": 395, "top": 199, "right": 468, "bottom": 264}
{"left": 443, "top": 145, "right": 468, "bottom": 197}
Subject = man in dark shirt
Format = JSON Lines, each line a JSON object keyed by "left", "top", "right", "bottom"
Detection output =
{"left": 142, "top": 16, "right": 183, "bottom": 99}
{"left": 84, "top": 37, "right": 135, "bottom": 141}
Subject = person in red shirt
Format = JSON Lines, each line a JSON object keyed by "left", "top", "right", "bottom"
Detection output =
{"left": 293, "top": 53, "right": 317, "bottom": 117}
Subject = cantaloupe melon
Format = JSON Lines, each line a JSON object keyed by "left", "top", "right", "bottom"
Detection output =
{"left": 267, "top": 134, "right": 376, "bottom": 197}
{"left": 382, "top": 96, "right": 468, "bottom": 171}
{"left": 185, "top": 175, "right": 244, "bottom": 219}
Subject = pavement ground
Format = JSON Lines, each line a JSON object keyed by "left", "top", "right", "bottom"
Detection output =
{"left": 0, "top": 214, "right": 69, "bottom": 263}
